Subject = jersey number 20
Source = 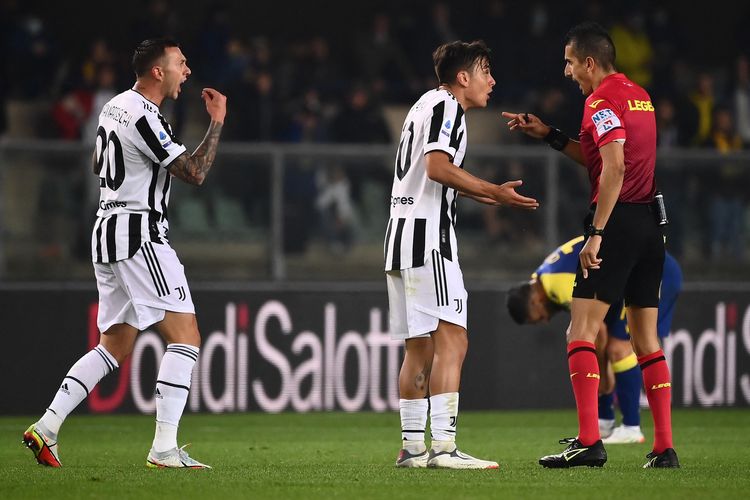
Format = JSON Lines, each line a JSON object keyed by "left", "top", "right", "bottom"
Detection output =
{"left": 95, "top": 126, "right": 125, "bottom": 191}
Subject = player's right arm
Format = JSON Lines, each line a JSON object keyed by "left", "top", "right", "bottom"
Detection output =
{"left": 425, "top": 151, "right": 538, "bottom": 209}
{"left": 168, "top": 88, "right": 227, "bottom": 186}
{"left": 501, "top": 111, "right": 586, "bottom": 166}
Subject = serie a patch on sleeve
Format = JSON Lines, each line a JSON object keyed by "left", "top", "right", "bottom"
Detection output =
{"left": 591, "top": 108, "right": 621, "bottom": 137}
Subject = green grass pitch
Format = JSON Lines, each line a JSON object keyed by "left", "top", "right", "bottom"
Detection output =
{"left": 2, "top": 409, "right": 748, "bottom": 499}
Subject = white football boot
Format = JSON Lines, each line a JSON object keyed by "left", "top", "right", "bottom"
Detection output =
{"left": 395, "top": 441, "right": 429, "bottom": 468}
{"left": 598, "top": 418, "right": 616, "bottom": 439}
{"left": 426, "top": 440, "right": 499, "bottom": 469}
{"left": 602, "top": 424, "right": 645, "bottom": 444}
{"left": 146, "top": 444, "right": 211, "bottom": 469}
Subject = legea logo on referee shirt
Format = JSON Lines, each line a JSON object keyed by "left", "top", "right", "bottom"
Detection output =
{"left": 591, "top": 108, "right": 621, "bottom": 136}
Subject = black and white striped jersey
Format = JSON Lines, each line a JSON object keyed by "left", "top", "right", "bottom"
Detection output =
{"left": 91, "top": 89, "right": 187, "bottom": 263}
{"left": 384, "top": 88, "right": 467, "bottom": 271}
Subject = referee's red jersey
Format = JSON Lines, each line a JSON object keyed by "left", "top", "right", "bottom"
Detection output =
{"left": 579, "top": 72, "right": 657, "bottom": 204}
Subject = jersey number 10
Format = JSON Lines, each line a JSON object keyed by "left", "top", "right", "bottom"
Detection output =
{"left": 395, "top": 121, "right": 414, "bottom": 181}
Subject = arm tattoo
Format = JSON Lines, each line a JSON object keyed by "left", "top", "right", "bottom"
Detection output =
{"left": 168, "top": 120, "right": 223, "bottom": 185}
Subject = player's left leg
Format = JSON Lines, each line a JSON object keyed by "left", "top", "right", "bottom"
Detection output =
{"left": 23, "top": 259, "right": 139, "bottom": 467}
{"left": 396, "top": 336, "right": 432, "bottom": 467}
{"left": 147, "top": 311, "right": 210, "bottom": 468}
{"left": 627, "top": 306, "right": 679, "bottom": 467}
{"left": 539, "top": 297, "right": 610, "bottom": 468}
{"left": 427, "top": 320, "right": 498, "bottom": 469}
{"left": 23, "top": 325, "right": 134, "bottom": 467}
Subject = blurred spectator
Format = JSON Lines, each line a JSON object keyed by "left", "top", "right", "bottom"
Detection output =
{"left": 520, "top": 3, "right": 561, "bottom": 98}
{"left": 610, "top": 11, "right": 654, "bottom": 88}
{"left": 690, "top": 72, "right": 716, "bottom": 146}
{"left": 647, "top": 6, "right": 683, "bottom": 97}
{"left": 530, "top": 87, "right": 579, "bottom": 143}
{"left": 732, "top": 54, "right": 750, "bottom": 147}
{"left": 6, "top": 12, "right": 59, "bottom": 99}
{"left": 284, "top": 160, "right": 317, "bottom": 254}
{"left": 217, "top": 36, "right": 252, "bottom": 87}
{"left": 703, "top": 107, "right": 746, "bottom": 261}
{"left": 655, "top": 97, "right": 681, "bottom": 149}
{"left": 284, "top": 88, "right": 331, "bottom": 143}
{"left": 226, "top": 69, "right": 279, "bottom": 141}
{"left": 193, "top": 2, "right": 231, "bottom": 82}
{"left": 330, "top": 84, "right": 391, "bottom": 206}
{"left": 330, "top": 85, "right": 390, "bottom": 143}
{"left": 81, "top": 64, "right": 118, "bottom": 144}
{"left": 475, "top": 0, "right": 522, "bottom": 102}
{"left": 52, "top": 87, "right": 92, "bottom": 140}
{"left": 315, "top": 165, "right": 357, "bottom": 254}
{"left": 80, "top": 39, "right": 116, "bottom": 89}
{"left": 296, "top": 36, "right": 344, "bottom": 101}
{"left": 356, "top": 13, "right": 416, "bottom": 101}
{"left": 130, "top": 0, "right": 181, "bottom": 43}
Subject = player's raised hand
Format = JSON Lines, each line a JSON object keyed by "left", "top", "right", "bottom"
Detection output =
{"left": 201, "top": 88, "right": 227, "bottom": 124}
{"left": 491, "top": 180, "right": 539, "bottom": 209}
{"left": 501, "top": 111, "right": 550, "bottom": 139}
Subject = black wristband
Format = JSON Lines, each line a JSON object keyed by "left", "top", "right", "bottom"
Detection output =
{"left": 543, "top": 127, "right": 570, "bottom": 151}
{"left": 585, "top": 225, "right": 604, "bottom": 237}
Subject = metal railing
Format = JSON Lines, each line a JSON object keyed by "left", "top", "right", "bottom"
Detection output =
{"left": 2, "top": 139, "right": 750, "bottom": 281}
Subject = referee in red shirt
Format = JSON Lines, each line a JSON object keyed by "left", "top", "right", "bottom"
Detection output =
{"left": 503, "top": 22, "right": 678, "bottom": 469}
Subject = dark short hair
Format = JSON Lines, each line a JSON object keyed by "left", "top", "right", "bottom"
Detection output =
{"left": 132, "top": 38, "right": 180, "bottom": 77}
{"left": 564, "top": 22, "right": 616, "bottom": 70}
{"left": 506, "top": 282, "right": 532, "bottom": 325}
{"left": 433, "top": 40, "right": 491, "bottom": 85}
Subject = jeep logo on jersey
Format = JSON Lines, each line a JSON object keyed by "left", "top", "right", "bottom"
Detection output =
{"left": 391, "top": 196, "right": 414, "bottom": 207}
{"left": 99, "top": 200, "right": 128, "bottom": 210}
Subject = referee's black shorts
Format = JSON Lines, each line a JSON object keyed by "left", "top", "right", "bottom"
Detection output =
{"left": 572, "top": 202, "right": 664, "bottom": 307}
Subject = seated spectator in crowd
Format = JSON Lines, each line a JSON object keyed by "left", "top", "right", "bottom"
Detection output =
{"left": 691, "top": 72, "right": 716, "bottom": 146}
{"left": 610, "top": 11, "right": 654, "bottom": 88}
{"left": 732, "top": 54, "right": 750, "bottom": 148}
{"left": 315, "top": 165, "right": 357, "bottom": 254}
{"left": 703, "top": 108, "right": 746, "bottom": 260}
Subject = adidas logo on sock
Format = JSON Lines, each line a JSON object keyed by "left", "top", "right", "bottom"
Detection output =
{"left": 60, "top": 383, "right": 70, "bottom": 395}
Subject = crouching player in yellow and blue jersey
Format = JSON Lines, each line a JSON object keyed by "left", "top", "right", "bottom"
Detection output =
{"left": 506, "top": 236, "right": 682, "bottom": 443}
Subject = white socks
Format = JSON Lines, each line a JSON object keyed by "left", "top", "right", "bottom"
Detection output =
{"left": 152, "top": 343, "right": 199, "bottom": 452}
{"left": 41, "top": 345, "right": 118, "bottom": 438}
{"left": 399, "top": 393, "right": 460, "bottom": 449}
{"left": 400, "top": 398, "right": 428, "bottom": 451}
{"left": 430, "top": 392, "right": 459, "bottom": 442}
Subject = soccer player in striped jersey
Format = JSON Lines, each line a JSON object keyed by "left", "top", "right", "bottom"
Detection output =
{"left": 506, "top": 236, "right": 682, "bottom": 445}
{"left": 386, "top": 40, "right": 538, "bottom": 470}
{"left": 23, "top": 39, "right": 226, "bottom": 469}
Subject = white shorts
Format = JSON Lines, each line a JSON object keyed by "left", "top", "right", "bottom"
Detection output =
{"left": 386, "top": 249, "right": 468, "bottom": 340}
{"left": 94, "top": 241, "right": 195, "bottom": 333}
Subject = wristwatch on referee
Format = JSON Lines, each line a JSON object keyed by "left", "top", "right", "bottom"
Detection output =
{"left": 585, "top": 225, "right": 604, "bottom": 237}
